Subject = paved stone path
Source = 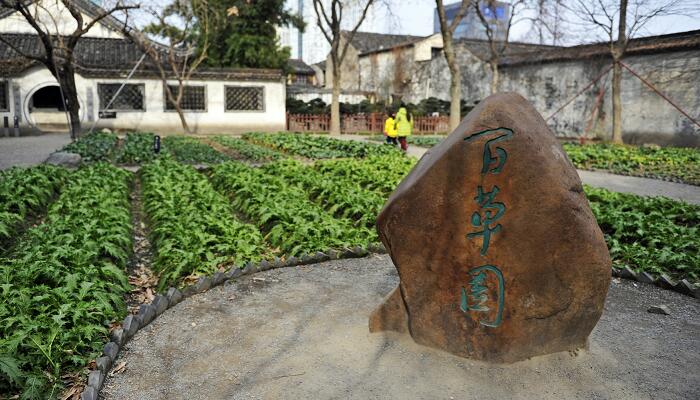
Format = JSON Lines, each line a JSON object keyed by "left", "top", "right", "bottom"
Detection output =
{"left": 0, "top": 133, "right": 71, "bottom": 170}
{"left": 333, "top": 134, "right": 700, "bottom": 205}
{"left": 103, "top": 255, "right": 699, "bottom": 400}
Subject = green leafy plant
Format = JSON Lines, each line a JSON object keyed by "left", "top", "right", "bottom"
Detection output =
{"left": 0, "top": 163, "right": 132, "bottom": 398}
{"left": 262, "top": 159, "right": 385, "bottom": 228}
{"left": 115, "top": 132, "right": 159, "bottom": 165}
{"left": 586, "top": 185, "right": 699, "bottom": 284}
{"left": 243, "top": 132, "right": 402, "bottom": 159}
{"left": 315, "top": 154, "right": 417, "bottom": 196}
{"left": 0, "top": 165, "right": 69, "bottom": 249}
{"left": 210, "top": 161, "right": 376, "bottom": 256}
{"left": 368, "top": 135, "right": 445, "bottom": 148}
{"left": 61, "top": 131, "right": 119, "bottom": 162}
{"left": 141, "top": 158, "right": 267, "bottom": 289}
{"left": 213, "top": 136, "right": 285, "bottom": 162}
{"left": 161, "top": 136, "right": 229, "bottom": 164}
{"left": 564, "top": 143, "right": 700, "bottom": 185}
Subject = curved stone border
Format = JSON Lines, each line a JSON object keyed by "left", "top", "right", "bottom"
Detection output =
{"left": 611, "top": 266, "right": 698, "bottom": 299}
{"left": 80, "top": 243, "right": 386, "bottom": 400}
{"left": 80, "top": 243, "right": 697, "bottom": 399}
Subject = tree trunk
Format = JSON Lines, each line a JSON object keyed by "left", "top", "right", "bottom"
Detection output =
{"left": 56, "top": 65, "right": 81, "bottom": 138}
{"left": 449, "top": 69, "right": 461, "bottom": 131}
{"left": 611, "top": 0, "right": 627, "bottom": 144}
{"left": 611, "top": 60, "right": 623, "bottom": 144}
{"left": 490, "top": 61, "right": 499, "bottom": 95}
{"left": 442, "top": 32, "right": 461, "bottom": 131}
{"left": 175, "top": 104, "right": 192, "bottom": 134}
{"left": 330, "top": 63, "right": 341, "bottom": 135}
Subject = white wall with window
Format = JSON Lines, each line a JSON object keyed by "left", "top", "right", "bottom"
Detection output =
{"left": 1, "top": 66, "right": 286, "bottom": 135}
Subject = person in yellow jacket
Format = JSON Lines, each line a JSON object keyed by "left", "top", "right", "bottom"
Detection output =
{"left": 384, "top": 112, "right": 398, "bottom": 145}
{"left": 395, "top": 105, "right": 413, "bottom": 152}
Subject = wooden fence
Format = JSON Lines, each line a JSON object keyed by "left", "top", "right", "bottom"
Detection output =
{"left": 287, "top": 113, "right": 450, "bottom": 135}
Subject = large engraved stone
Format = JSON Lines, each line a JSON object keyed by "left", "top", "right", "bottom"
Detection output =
{"left": 369, "top": 92, "right": 611, "bottom": 363}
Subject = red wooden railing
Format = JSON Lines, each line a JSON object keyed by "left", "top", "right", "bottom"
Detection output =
{"left": 286, "top": 113, "right": 450, "bottom": 135}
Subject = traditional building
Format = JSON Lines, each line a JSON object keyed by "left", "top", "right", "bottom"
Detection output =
{"left": 0, "top": 0, "right": 286, "bottom": 135}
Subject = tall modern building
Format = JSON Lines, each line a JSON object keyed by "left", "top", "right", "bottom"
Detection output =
{"left": 433, "top": 1, "right": 510, "bottom": 41}
{"left": 279, "top": 0, "right": 382, "bottom": 64}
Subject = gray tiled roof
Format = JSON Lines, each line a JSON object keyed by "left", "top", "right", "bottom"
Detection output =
{"left": 0, "top": 33, "right": 282, "bottom": 81}
{"left": 287, "top": 59, "right": 315, "bottom": 74}
{"left": 500, "top": 29, "right": 700, "bottom": 66}
{"left": 342, "top": 30, "right": 424, "bottom": 55}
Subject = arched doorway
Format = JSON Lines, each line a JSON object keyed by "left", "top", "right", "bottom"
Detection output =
{"left": 28, "top": 85, "right": 69, "bottom": 133}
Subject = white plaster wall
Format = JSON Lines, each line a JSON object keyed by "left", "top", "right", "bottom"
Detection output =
{"left": 91, "top": 78, "right": 286, "bottom": 134}
{"left": 1, "top": 67, "right": 286, "bottom": 134}
{"left": 0, "top": 0, "right": 123, "bottom": 38}
{"left": 413, "top": 34, "right": 442, "bottom": 62}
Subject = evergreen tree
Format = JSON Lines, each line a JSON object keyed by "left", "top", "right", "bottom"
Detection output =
{"left": 201, "top": 0, "right": 304, "bottom": 69}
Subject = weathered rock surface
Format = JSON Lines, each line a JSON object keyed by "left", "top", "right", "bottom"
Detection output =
{"left": 45, "top": 151, "right": 81, "bottom": 168}
{"left": 369, "top": 92, "right": 612, "bottom": 363}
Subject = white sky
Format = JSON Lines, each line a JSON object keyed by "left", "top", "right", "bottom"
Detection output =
{"left": 364, "top": 0, "right": 700, "bottom": 44}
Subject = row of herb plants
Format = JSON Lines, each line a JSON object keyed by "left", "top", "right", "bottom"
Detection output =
{"left": 115, "top": 132, "right": 158, "bottom": 165}
{"left": 161, "top": 136, "right": 229, "bottom": 164}
{"left": 586, "top": 186, "right": 699, "bottom": 284}
{"left": 140, "top": 158, "right": 267, "bottom": 289}
{"left": 243, "top": 132, "right": 401, "bottom": 159}
{"left": 61, "top": 131, "right": 119, "bottom": 162}
{"left": 0, "top": 163, "right": 132, "bottom": 399}
{"left": 368, "top": 134, "right": 445, "bottom": 148}
{"left": 315, "top": 154, "right": 417, "bottom": 196}
{"left": 563, "top": 143, "right": 700, "bottom": 185}
{"left": 0, "top": 165, "right": 69, "bottom": 249}
{"left": 212, "top": 136, "right": 285, "bottom": 162}
{"left": 210, "top": 161, "right": 376, "bottom": 256}
{"left": 60, "top": 132, "right": 229, "bottom": 165}
{"left": 262, "top": 160, "right": 385, "bottom": 229}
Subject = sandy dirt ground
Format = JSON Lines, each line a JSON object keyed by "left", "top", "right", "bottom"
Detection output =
{"left": 102, "top": 255, "right": 699, "bottom": 400}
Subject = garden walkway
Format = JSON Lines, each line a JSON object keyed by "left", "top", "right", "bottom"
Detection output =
{"left": 0, "top": 132, "right": 71, "bottom": 170}
{"left": 333, "top": 134, "right": 700, "bottom": 205}
{"left": 102, "top": 255, "right": 699, "bottom": 400}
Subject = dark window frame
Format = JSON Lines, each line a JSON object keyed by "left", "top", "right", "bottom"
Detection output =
{"left": 224, "top": 85, "right": 265, "bottom": 113}
{"left": 0, "top": 81, "right": 8, "bottom": 112}
{"left": 97, "top": 83, "right": 146, "bottom": 112}
{"left": 164, "top": 84, "right": 207, "bottom": 112}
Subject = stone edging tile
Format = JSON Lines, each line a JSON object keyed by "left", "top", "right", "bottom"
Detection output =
{"left": 80, "top": 243, "right": 697, "bottom": 399}
{"left": 79, "top": 243, "right": 385, "bottom": 400}
{"left": 611, "top": 266, "right": 699, "bottom": 299}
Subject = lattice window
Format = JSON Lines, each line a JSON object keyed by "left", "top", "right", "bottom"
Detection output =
{"left": 225, "top": 86, "right": 264, "bottom": 111}
{"left": 0, "top": 81, "right": 7, "bottom": 111}
{"left": 165, "top": 85, "right": 206, "bottom": 111}
{"left": 98, "top": 83, "right": 145, "bottom": 111}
